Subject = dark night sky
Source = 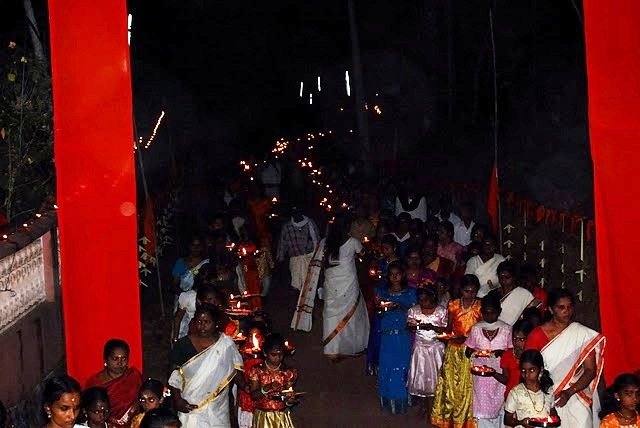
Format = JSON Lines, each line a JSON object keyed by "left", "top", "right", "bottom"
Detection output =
{"left": 2, "top": 1, "right": 591, "bottom": 209}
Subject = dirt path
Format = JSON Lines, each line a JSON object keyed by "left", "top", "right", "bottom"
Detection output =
{"left": 264, "top": 281, "right": 426, "bottom": 427}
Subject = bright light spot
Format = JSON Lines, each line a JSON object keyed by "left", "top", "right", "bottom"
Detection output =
{"left": 345, "top": 70, "right": 351, "bottom": 96}
{"left": 299, "top": 81, "right": 304, "bottom": 98}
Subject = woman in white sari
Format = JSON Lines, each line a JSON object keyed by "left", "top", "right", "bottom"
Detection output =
{"left": 525, "top": 288, "right": 605, "bottom": 427}
{"left": 169, "top": 305, "right": 243, "bottom": 428}
{"left": 322, "top": 214, "right": 370, "bottom": 361}
{"left": 291, "top": 238, "right": 326, "bottom": 332}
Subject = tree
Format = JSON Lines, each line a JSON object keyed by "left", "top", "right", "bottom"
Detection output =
{"left": 0, "top": 41, "right": 54, "bottom": 221}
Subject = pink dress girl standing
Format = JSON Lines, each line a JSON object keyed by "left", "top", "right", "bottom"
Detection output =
{"left": 407, "top": 287, "right": 447, "bottom": 424}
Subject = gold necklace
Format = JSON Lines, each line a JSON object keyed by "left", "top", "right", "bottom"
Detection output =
{"left": 483, "top": 328, "right": 499, "bottom": 342}
{"left": 525, "top": 386, "right": 545, "bottom": 413}
{"left": 265, "top": 362, "right": 282, "bottom": 372}
{"left": 461, "top": 298, "right": 475, "bottom": 311}
{"left": 616, "top": 410, "right": 638, "bottom": 422}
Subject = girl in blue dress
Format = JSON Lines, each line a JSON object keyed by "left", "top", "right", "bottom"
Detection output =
{"left": 376, "top": 261, "right": 417, "bottom": 414}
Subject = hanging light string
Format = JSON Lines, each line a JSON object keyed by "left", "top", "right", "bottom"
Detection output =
{"left": 143, "top": 111, "right": 166, "bottom": 149}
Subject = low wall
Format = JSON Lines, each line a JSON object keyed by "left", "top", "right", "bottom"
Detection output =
{"left": 0, "top": 214, "right": 64, "bottom": 426}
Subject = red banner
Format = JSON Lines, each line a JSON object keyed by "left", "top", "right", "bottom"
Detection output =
{"left": 48, "top": 0, "right": 142, "bottom": 381}
{"left": 584, "top": 0, "right": 640, "bottom": 380}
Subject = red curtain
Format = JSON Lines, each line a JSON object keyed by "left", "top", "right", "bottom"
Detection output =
{"left": 48, "top": 0, "right": 142, "bottom": 382}
{"left": 487, "top": 163, "right": 499, "bottom": 234}
{"left": 583, "top": 0, "right": 640, "bottom": 380}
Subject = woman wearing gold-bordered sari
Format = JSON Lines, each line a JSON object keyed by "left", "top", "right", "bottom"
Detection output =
{"left": 432, "top": 274, "right": 482, "bottom": 428}
{"left": 525, "top": 288, "right": 605, "bottom": 428}
{"left": 169, "top": 305, "right": 243, "bottom": 428}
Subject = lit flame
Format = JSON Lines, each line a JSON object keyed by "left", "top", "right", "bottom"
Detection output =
{"left": 236, "top": 301, "right": 241, "bottom": 309}
{"left": 251, "top": 333, "right": 260, "bottom": 350}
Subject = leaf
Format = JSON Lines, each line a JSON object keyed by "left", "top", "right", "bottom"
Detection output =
{"left": 7, "top": 73, "right": 16, "bottom": 82}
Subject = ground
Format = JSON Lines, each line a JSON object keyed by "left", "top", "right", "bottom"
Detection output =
{"left": 142, "top": 268, "right": 427, "bottom": 427}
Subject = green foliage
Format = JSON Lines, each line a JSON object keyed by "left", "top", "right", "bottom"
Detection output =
{"left": 0, "top": 41, "right": 54, "bottom": 221}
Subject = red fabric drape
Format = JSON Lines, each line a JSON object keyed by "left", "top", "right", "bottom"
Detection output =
{"left": 48, "top": 0, "right": 142, "bottom": 381}
{"left": 487, "top": 163, "right": 499, "bottom": 234}
{"left": 583, "top": 0, "right": 640, "bottom": 380}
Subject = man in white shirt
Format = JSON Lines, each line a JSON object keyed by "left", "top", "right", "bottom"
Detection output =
{"left": 465, "top": 235, "right": 505, "bottom": 297}
{"left": 454, "top": 202, "right": 476, "bottom": 246}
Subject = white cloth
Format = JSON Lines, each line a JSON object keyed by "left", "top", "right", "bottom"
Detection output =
{"left": 505, "top": 384, "right": 555, "bottom": 426}
{"left": 465, "top": 254, "right": 506, "bottom": 297}
{"left": 238, "top": 409, "right": 253, "bottom": 428}
{"left": 391, "top": 232, "right": 411, "bottom": 242}
{"left": 291, "top": 239, "right": 326, "bottom": 332}
{"left": 289, "top": 252, "right": 314, "bottom": 290}
{"left": 168, "top": 335, "right": 243, "bottom": 428}
{"left": 454, "top": 221, "right": 475, "bottom": 246}
{"left": 232, "top": 216, "right": 245, "bottom": 237}
{"left": 179, "top": 259, "right": 210, "bottom": 291}
{"left": 541, "top": 322, "right": 605, "bottom": 428}
{"left": 236, "top": 264, "right": 246, "bottom": 294}
{"left": 395, "top": 196, "right": 427, "bottom": 222}
{"left": 177, "top": 290, "right": 197, "bottom": 339}
{"left": 323, "top": 238, "right": 370, "bottom": 355}
{"left": 260, "top": 162, "right": 282, "bottom": 197}
{"left": 499, "top": 287, "right": 534, "bottom": 326}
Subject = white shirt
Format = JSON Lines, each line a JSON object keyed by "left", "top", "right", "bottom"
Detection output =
{"left": 499, "top": 287, "right": 534, "bottom": 326}
{"left": 454, "top": 220, "right": 475, "bottom": 246}
{"left": 505, "top": 383, "right": 555, "bottom": 425}
{"left": 395, "top": 196, "right": 427, "bottom": 222}
{"left": 465, "top": 253, "right": 506, "bottom": 297}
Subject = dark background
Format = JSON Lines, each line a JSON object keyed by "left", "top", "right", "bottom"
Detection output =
{"left": 1, "top": 0, "right": 593, "bottom": 213}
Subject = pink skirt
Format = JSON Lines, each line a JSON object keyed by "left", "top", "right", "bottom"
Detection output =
{"left": 407, "top": 339, "right": 445, "bottom": 397}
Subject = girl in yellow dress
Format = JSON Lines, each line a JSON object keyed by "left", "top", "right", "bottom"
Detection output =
{"left": 599, "top": 374, "right": 640, "bottom": 428}
{"left": 431, "top": 274, "right": 482, "bottom": 428}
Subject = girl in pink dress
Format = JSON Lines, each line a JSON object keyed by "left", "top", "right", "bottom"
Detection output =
{"left": 407, "top": 287, "right": 448, "bottom": 423}
{"left": 465, "top": 294, "right": 512, "bottom": 428}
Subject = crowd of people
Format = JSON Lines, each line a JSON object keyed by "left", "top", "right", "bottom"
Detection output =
{"left": 3, "top": 158, "right": 639, "bottom": 428}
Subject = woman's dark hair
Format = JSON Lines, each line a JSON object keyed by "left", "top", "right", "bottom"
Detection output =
{"left": 193, "top": 304, "right": 220, "bottom": 325}
{"left": 512, "top": 319, "right": 534, "bottom": 337}
{"left": 522, "top": 307, "right": 543, "bottom": 326}
{"left": 496, "top": 260, "right": 518, "bottom": 277}
{"left": 140, "top": 408, "right": 181, "bottom": 428}
{"left": 386, "top": 261, "right": 407, "bottom": 289}
{"left": 416, "top": 286, "right": 438, "bottom": 303}
{"left": 439, "top": 221, "right": 454, "bottom": 239}
{"left": 460, "top": 274, "right": 481, "bottom": 291}
{"left": 139, "top": 378, "right": 165, "bottom": 401}
{"left": 196, "top": 284, "right": 224, "bottom": 304}
{"left": 599, "top": 373, "right": 640, "bottom": 418}
{"left": 481, "top": 293, "right": 502, "bottom": 312}
{"left": 103, "top": 338, "right": 130, "bottom": 361}
{"left": 326, "top": 213, "right": 351, "bottom": 263}
{"left": 547, "top": 287, "right": 576, "bottom": 308}
{"left": 381, "top": 234, "right": 398, "bottom": 249}
{"left": 81, "top": 387, "right": 110, "bottom": 409}
{"left": 263, "top": 333, "right": 286, "bottom": 354}
{"left": 519, "top": 350, "right": 554, "bottom": 394}
{"left": 42, "top": 375, "right": 82, "bottom": 419}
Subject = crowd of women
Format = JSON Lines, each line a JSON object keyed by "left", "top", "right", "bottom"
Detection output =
{"left": 6, "top": 164, "right": 640, "bottom": 428}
